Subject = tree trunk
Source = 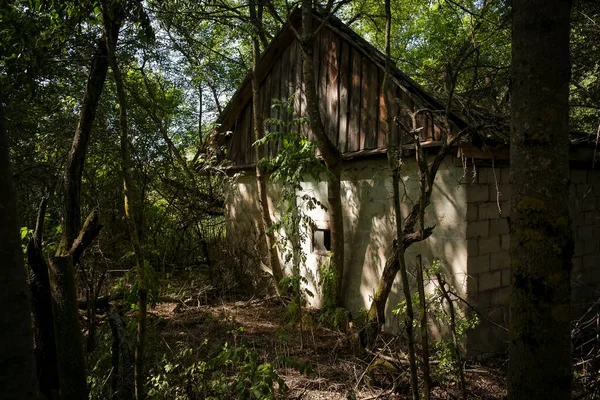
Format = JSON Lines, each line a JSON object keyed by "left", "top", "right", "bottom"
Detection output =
{"left": 102, "top": 3, "right": 147, "bottom": 398}
{"left": 249, "top": 0, "right": 285, "bottom": 293}
{"left": 509, "top": 1, "right": 573, "bottom": 399}
{"left": 299, "top": 0, "right": 345, "bottom": 307}
{"left": 0, "top": 97, "right": 40, "bottom": 400}
{"left": 49, "top": 30, "right": 116, "bottom": 400}
{"left": 28, "top": 196, "right": 60, "bottom": 399}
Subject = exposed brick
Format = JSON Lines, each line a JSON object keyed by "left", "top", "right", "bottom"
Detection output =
{"left": 571, "top": 169, "right": 588, "bottom": 184}
{"left": 501, "top": 269, "right": 511, "bottom": 287}
{"left": 500, "top": 167, "right": 511, "bottom": 184}
{"left": 490, "top": 287, "right": 509, "bottom": 305}
{"left": 583, "top": 254, "right": 600, "bottom": 270}
{"left": 467, "top": 204, "right": 478, "bottom": 222}
{"left": 570, "top": 185, "right": 578, "bottom": 200}
{"left": 467, "top": 238, "right": 478, "bottom": 257}
{"left": 572, "top": 256, "right": 583, "bottom": 273}
{"left": 479, "top": 271, "right": 502, "bottom": 292}
{"left": 572, "top": 211, "right": 587, "bottom": 227}
{"left": 585, "top": 239, "right": 599, "bottom": 255}
{"left": 582, "top": 197, "right": 596, "bottom": 212}
{"left": 468, "top": 185, "right": 490, "bottom": 203}
{"left": 468, "top": 254, "right": 490, "bottom": 274}
{"left": 471, "top": 289, "right": 491, "bottom": 308}
{"left": 499, "top": 201, "right": 510, "bottom": 218}
{"left": 466, "top": 275, "right": 478, "bottom": 294}
{"left": 479, "top": 237, "right": 500, "bottom": 255}
{"left": 500, "top": 234, "right": 510, "bottom": 250}
{"left": 477, "top": 168, "right": 493, "bottom": 184}
{"left": 583, "top": 211, "right": 597, "bottom": 225}
{"left": 583, "top": 266, "right": 600, "bottom": 284}
{"left": 498, "top": 184, "right": 511, "bottom": 201}
{"left": 467, "top": 220, "right": 489, "bottom": 238}
{"left": 478, "top": 202, "right": 498, "bottom": 220}
{"left": 577, "top": 184, "right": 593, "bottom": 198}
{"left": 490, "top": 252, "right": 510, "bottom": 271}
{"left": 574, "top": 240, "right": 584, "bottom": 257}
{"left": 594, "top": 182, "right": 600, "bottom": 197}
{"left": 489, "top": 219, "right": 510, "bottom": 236}
{"left": 578, "top": 225, "right": 594, "bottom": 241}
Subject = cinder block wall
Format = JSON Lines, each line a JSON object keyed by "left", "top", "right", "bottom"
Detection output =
{"left": 227, "top": 155, "right": 469, "bottom": 333}
{"left": 466, "top": 165, "right": 600, "bottom": 355}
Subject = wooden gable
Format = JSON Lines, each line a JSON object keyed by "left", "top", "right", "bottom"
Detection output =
{"left": 218, "top": 12, "right": 466, "bottom": 166}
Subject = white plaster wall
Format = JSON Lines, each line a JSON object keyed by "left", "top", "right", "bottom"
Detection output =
{"left": 226, "top": 155, "right": 468, "bottom": 332}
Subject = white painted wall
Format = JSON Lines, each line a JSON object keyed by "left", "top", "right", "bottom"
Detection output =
{"left": 226, "top": 155, "right": 469, "bottom": 332}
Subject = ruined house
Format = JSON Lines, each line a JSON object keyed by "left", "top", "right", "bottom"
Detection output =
{"left": 216, "top": 11, "right": 600, "bottom": 353}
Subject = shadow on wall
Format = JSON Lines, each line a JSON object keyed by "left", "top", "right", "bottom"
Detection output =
{"left": 339, "top": 156, "right": 468, "bottom": 335}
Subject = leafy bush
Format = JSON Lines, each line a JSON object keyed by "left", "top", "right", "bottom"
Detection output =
{"left": 147, "top": 341, "right": 288, "bottom": 400}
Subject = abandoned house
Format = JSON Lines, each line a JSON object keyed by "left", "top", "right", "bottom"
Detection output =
{"left": 216, "top": 11, "right": 600, "bottom": 353}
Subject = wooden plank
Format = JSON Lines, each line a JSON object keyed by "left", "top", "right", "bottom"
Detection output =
{"left": 318, "top": 28, "right": 328, "bottom": 131}
{"left": 298, "top": 40, "right": 309, "bottom": 139}
{"left": 313, "top": 28, "right": 320, "bottom": 97}
{"left": 377, "top": 68, "right": 387, "bottom": 148}
{"left": 262, "top": 72, "right": 272, "bottom": 157}
{"left": 230, "top": 119, "right": 240, "bottom": 164}
{"left": 280, "top": 43, "right": 291, "bottom": 143}
{"left": 235, "top": 104, "right": 248, "bottom": 164}
{"left": 391, "top": 84, "right": 401, "bottom": 147}
{"left": 348, "top": 48, "right": 361, "bottom": 152}
{"left": 327, "top": 31, "right": 340, "bottom": 146}
{"left": 359, "top": 58, "right": 369, "bottom": 149}
{"left": 257, "top": 80, "right": 267, "bottom": 159}
{"left": 361, "top": 59, "right": 378, "bottom": 149}
{"left": 338, "top": 40, "right": 350, "bottom": 153}
{"left": 269, "top": 58, "right": 281, "bottom": 157}
{"left": 246, "top": 102, "right": 254, "bottom": 164}
{"left": 289, "top": 39, "right": 298, "bottom": 123}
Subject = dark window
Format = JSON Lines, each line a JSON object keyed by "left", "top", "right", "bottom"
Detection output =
{"left": 313, "top": 228, "right": 331, "bottom": 252}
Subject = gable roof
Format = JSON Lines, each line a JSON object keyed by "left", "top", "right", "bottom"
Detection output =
{"left": 217, "top": 10, "right": 467, "bottom": 132}
{"left": 217, "top": 9, "right": 474, "bottom": 166}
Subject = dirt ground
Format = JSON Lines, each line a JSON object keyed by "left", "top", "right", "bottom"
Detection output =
{"left": 149, "top": 297, "right": 508, "bottom": 400}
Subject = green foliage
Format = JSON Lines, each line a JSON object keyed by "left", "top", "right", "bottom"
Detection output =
{"left": 392, "top": 259, "right": 479, "bottom": 383}
{"left": 147, "top": 341, "right": 288, "bottom": 400}
{"left": 257, "top": 95, "right": 325, "bottom": 332}
{"left": 113, "top": 261, "right": 160, "bottom": 308}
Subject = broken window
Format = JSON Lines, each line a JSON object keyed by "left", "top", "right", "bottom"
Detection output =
{"left": 313, "top": 228, "right": 331, "bottom": 252}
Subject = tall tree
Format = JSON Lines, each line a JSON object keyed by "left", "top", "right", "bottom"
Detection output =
{"left": 509, "top": 0, "right": 573, "bottom": 399}
{"left": 0, "top": 101, "right": 40, "bottom": 400}
{"left": 249, "top": 0, "right": 286, "bottom": 294}
{"left": 47, "top": 15, "right": 118, "bottom": 400}
{"left": 101, "top": 1, "right": 148, "bottom": 398}
{"left": 381, "top": 0, "right": 419, "bottom": 398}
{"left": 298, "top": 0, "right": 345, "bottom": 307}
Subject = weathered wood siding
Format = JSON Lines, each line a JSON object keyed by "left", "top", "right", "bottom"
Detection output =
{"left": 225, "top": 27, "right": 440, "bottom": 166}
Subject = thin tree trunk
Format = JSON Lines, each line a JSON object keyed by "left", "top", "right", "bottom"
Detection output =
{"left": 49, "top": 29, "right": 116, "bottom": 400}
{"left": 249, "top": 0, "right": 285, "bottom": 292}
{"left": 108, "top": 307, "right": 134, "bottom": 400}
{"left": 416, "top": 256, "right": 431, "bottom": 400}
{"left": 372, "top": 4, "right": 420, "bottom": 398}
{"left": 509, "top": 1, "right": 573, "bottom": 399}
{"left": 299, "top": 0, "right": 344, "bottom": 307}
{"left": 28, "top": 196, "right": 60, "bottom": 399}
{"left": 102, "top": 3, "right": 147, "bottom": 398}
{"left": 437, "top": 273, "right": 466, "bottom": 396}
{"left": 0, "top": 97, "right": 40, "bottom": 400}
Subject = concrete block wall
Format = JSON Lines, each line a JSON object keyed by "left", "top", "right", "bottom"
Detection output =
{"left": 465, "top": 166, "right": 511, "bottom": 354}
{"left": 570, "top": 168, "right": 600, "bottom": 311}
{"left": 227, "top": 156, "right": 469, "bottom": 333}
{"left": 466, "top": 165, "right": 600, "bottom": 354}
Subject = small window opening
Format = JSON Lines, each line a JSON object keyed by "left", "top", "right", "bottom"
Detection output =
{"left": 313, "top": 228, "right": 331, "bottom": 252}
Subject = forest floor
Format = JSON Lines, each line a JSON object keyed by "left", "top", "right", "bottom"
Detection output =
{"left": 148, "top": 296, "right": 508, "bottom": 399}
